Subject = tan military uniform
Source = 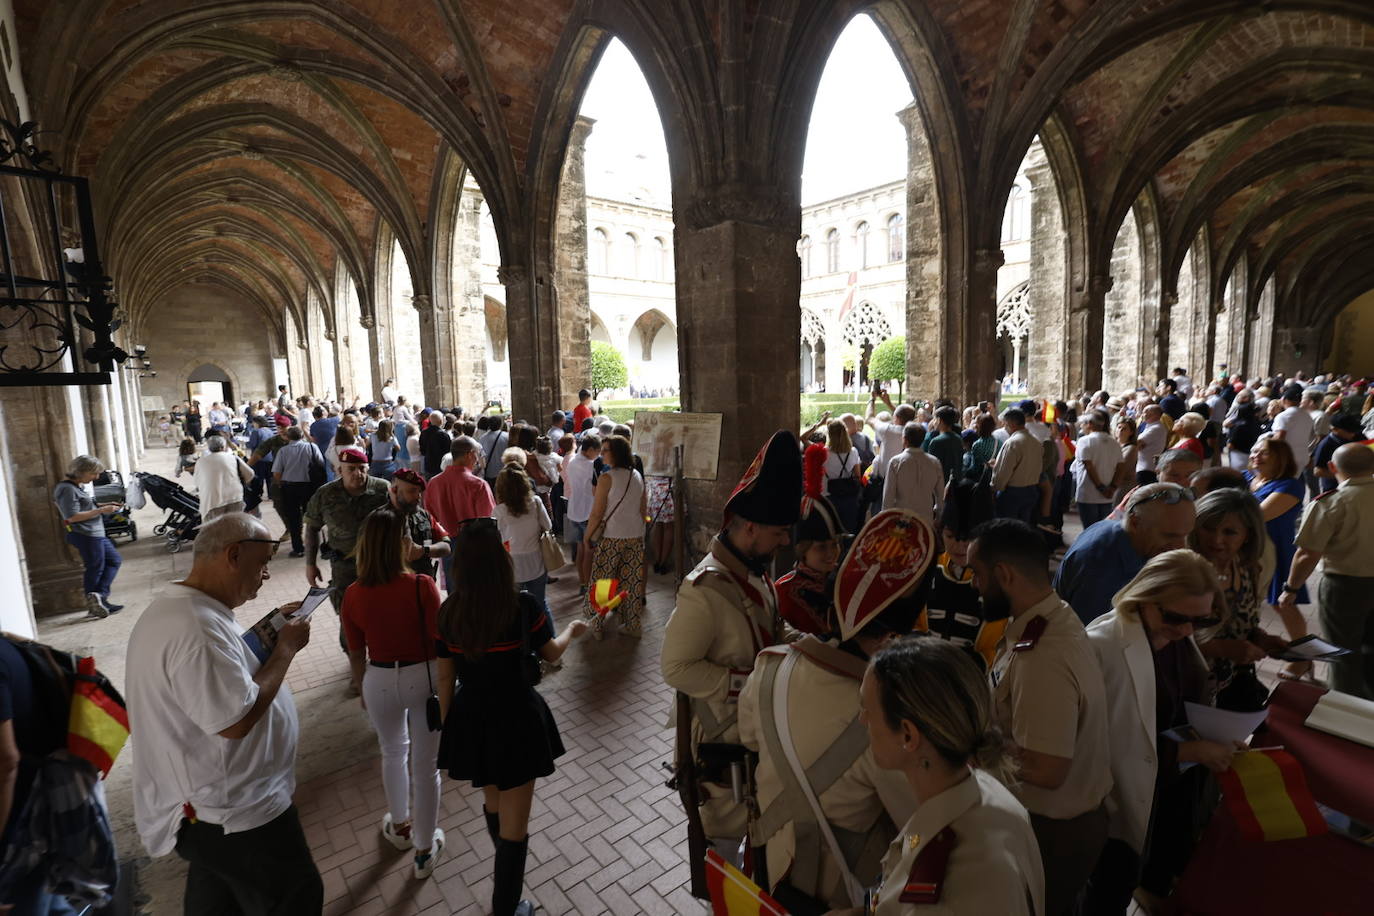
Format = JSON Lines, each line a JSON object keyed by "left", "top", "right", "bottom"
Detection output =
{"left": 662, "top": 535, "right": 788, "bottom": 839}
{"left": 872, "top": 769, "right": 1044, "bottom": 915}
{"left": 737, "top": 637, "right": 915, "bottom": 908}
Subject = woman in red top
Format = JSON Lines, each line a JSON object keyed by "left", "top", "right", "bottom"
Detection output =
{"left": 435, "top": 518, "right": 587, "bottom": 916}
{"left": 341, "top": 507, "right": 445, "bottom": 879}
{"left": 1172, "top": 412, "right": 1208, "bottom": 460}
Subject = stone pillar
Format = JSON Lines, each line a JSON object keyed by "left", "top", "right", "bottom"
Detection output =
{"left": 675, "top": 211, "right": 801, "bottom": 554}
{"left": 286, "top": 337, "right": 308, "bottom": 396}
{"left": 554, "top": 116, "right": 595, "bottom": 408}
{"left": 452, "top": 187, "right": 489, "bottom": 413}
{"left": 1068, "top": 274, "right": 1110, "bottom": 395}
{"left": 1272, "top": 326, "right": 1320, "bottom": 378}
{"left": 1152, "top": 291, "right": 1177, "bottom": 384}
{"left": 823, "top": 323, "right": 845, "bottom": 394}
{"left": 898, "top": 103, "right": 948, "bottom": 401}
{"left": 413, "top": 293, "right": 456, "bottom": 407}
{"left": 503, "top": 264, "right": 557, "bottom": 423}
{"left": 1024, "top": 152, "right": 1068, "bottom": 398}
{"left": 967, "top": 248, "right": 1004, "bottom": 405}
{"left": 360, "top": 314, "right": 388, "bottom": 402}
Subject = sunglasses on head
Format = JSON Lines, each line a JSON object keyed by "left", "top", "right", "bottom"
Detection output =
{"left": 1158, "top": 607, "right": 1221, "bottom": 629}
{"left": 1131, "top": 484, "right": 1194, "bottom": 510}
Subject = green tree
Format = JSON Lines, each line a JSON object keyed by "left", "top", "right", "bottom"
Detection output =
{"left": 868, "top": 335, "right": 906, "bottom": 397}
{"left": 589, "top": 341, "right": 628, "bottom": 399}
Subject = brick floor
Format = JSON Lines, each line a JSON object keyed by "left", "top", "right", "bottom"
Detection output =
{"left": 36, "top": 445, "right": 1329, "bottom": 914}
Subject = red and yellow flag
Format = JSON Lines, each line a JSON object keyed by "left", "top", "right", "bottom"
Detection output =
{"left": 68, "top": 656, "right": 129, "bottom": 778}
{"left": 590, "top": 579, "right": 627, "bottom": 617}
{"left": 705, "top": 849, "right": 790, "bottom": 916}
{"left": 1216, "top": 748, "right": 1327, "bottom": 842}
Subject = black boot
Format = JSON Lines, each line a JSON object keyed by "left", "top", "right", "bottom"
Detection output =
{"left": 484, "top": 808, "right": 501, "bottom": 847}
{"left": 492, "top": 836, "right": 535, "bottom": 915}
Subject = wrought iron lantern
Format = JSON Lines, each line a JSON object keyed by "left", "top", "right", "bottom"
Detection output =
{"left": 0, "top": 119, "right": 124, "bottom": 386}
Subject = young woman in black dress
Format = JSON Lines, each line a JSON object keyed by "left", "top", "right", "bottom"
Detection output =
{"left": 435, "top": 518, "right": 587, "bottom": 915}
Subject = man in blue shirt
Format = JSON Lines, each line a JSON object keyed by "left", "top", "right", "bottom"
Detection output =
{"left": 1313, "top": 415, "right": 1365, "bottom": 495}
{"left": 309, "top": 407, "right": 340, "bottom": 482}
{"left": 1054, "top": 483, "right": 1196, "bottom": 625}
{"left": 1156, "top": 378, "right": 1187, "bottom": 421}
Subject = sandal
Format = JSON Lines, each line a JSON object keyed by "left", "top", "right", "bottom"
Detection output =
{"left": 1276, "top": 660, "right": 1316, "bottom": 683}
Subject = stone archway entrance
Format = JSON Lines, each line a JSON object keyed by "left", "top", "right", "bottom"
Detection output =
{"left": 187, "top": 363, "right": 233, "bottom": 409}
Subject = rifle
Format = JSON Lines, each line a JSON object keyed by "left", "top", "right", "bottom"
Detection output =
{"left": 743, "top": 748, "right": 769, "bottom": 891}
{"left": 665, "top": 690, "right": 710, "bottom": 899}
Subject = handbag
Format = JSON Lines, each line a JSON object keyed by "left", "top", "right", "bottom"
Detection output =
{"left": 588, "top": 472, "right": 633, "bottom": 543}
{"left": 518, "top": 594, "right": 543, "bottom": 687}
{"left": 539, "top": 529, "right": 565, "bottom": 572}
{"left": 415, "top": 578, "right": 441, "bottom": 731}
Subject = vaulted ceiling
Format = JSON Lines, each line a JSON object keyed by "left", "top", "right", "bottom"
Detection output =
{"left": 15, "top": 0, "right": 1374, "bottom": 348}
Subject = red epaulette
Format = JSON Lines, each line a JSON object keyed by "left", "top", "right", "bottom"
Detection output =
{"left": 1314, "top": 488, "right": 1338, "bottom": 501}
{"left": 1013, "top": 615, "right": 1048, "bottom": 652}
{"left": 899, "top": 827, "right": 957, "bottom": 904}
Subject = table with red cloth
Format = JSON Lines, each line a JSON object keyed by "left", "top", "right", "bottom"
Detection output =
{"left": 1169, "top": 681, "right": 1374, "bottom": 915}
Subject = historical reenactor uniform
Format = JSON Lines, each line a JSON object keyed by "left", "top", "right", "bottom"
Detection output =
{"left": 871, "top": 768, "right": 1044, "bottom": 915}
{"left": 918, "top": 473, "right": 1005, "bottom": 670}
{"left": 739, "top": 509, "right": 935, "bottom": 911}
{"left": 988, "top": 591, "right": 1111, "bottom": 915}
{"left": 775, "top": 443, "right": 846, "bottom": 636}
{"left": 302, "top": 447, "right": 389, "bottom": 641}
{"left": 662, "top": 431, "right": 802, "bottom": 855}
{"left": 1291, "top": 468, "right": 1374, "bottom": 697}
{"left": 391, "top": 467, "right": 449, "bottom": 581}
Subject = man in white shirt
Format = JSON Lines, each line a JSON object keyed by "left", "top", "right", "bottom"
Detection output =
{"left": 380, "top": 378, "right": 399, "bottom": 404}
{"left": 1134, "top": 405, "right": 1167, "bottom": 485}
{"left": 1019, "top": 399, "right": 1052, "bottom": 443}
{"left": 882, "top": 421, "right": 945, "bottom": 522}
{"left": 1170, "top": 367, "right": 1194, "bottom": 400}
{"left": 865, "top": 391, "right": 916, "bottom": 481}
{"left": 194, "top": 435, "right": 255, "bottom": 520}
{"left": 1271, "top": 383, "right": 1316, "bottom": 471}
{"left": 563, "top": 434, "right": 600, "bottom": 589}
{"left": 1072, "top": 410, "right": 1124, "bottom": 530}
{"left": 125, "top": 514, "right": 321, "bottom": 913}
{"left": 547, "top": 410, "right": 567, "bottom": 446}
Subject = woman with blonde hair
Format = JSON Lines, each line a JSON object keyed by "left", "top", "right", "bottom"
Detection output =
{"left": 1084, "top": 549, "right": 1237, "bottom": 913}
{"left": 341, "top": 507, "right": 444, "bottom": 878}
{"left": 823, "top": 418, "right": 862, "bottom": 532}
{"left": 858, "top": 636, "right": 1044, "bottom": 914}
{"left": 493, "top": 464, "right": 554, "bottom": 612}
{"left": 1171, "top": 412, "right": 1207, "bottom": 459}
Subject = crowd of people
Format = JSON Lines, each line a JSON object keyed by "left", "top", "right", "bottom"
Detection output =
{"left": 13, "top": 366, "right": 1372, "bottom": 915}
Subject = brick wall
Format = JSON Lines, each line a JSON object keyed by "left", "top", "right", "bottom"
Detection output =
{"left": 141, "top": 283, "right": 277, "bottom": 411}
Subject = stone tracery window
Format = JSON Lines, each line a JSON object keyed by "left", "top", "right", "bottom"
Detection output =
{"left": 855, "top": 221, "right": 870, "bottom": 269}
{"left": 841, "top": 301, "right": 892, "bottom": 346}
{"left": 825, "top": 228, "right": 840, "bottom": 273}
{"left": 801, "top": 308, "right": 825, "bottom": 346}
{"left": 996, "top": 281, "right": 1032, "bottom": 341}
{"left": 886, "top": 213, "right": 903, "bottom": 262}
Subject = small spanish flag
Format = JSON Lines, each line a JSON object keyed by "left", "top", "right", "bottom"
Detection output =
{"left": 1043, "top": 401, "right": 1056, "bottom": 424}
{"left": 1216, "top": 748, "right": 1327, "bottom": 842}
{"left": 590, "top": 579, "right": 627, "bottom": 616}
{"left": 68, "top": 656, "right": 130, "bottom": 778}
{"left": 705, "top": 849, "right": 790, "bottom": 916}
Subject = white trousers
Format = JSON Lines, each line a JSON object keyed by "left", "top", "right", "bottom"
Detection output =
{"left": 362, "top": 661, "right": 442, "bottom": 851}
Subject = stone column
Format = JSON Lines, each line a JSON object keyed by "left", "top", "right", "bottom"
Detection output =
{"left": 1272, "top": 326, "right": 1320, "bottom": 377}
{"left": 674, "top": 205, "right": 801, "bottom": 554}
{"left": 554, "top": 116, "right": 595, "bottom": 408}
{"left": 503, "top": 264, "right": 558, "bottom": 422}
{"left": 1024, "top": 153, "right": 1069, "bottom": 398}
{"left": 1068, "top": 274, "right": 1111, "bottom": 395}
{"left": 452, "top": 187, "right": 489, "bottom": 413}
{"left": 967, "top": 248, "right": 1004, "bottom": 405}
{"left": 1150, "top": 291, "right": 1177, "bottom": 385}
{"left": 413, "top": 293, "right": 456, "bottom": 407}
{"left": 897, "top": 103, "right": 947, "bottom": 400}
{"left": 823, "top": 323, "right": 845, "bottom": 393}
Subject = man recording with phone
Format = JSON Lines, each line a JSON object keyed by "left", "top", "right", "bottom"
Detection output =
{"left": 865, "top": 384, "right": 916, "bottom": 508}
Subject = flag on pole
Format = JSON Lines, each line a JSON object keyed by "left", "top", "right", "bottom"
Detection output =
{"left": 1216, "top": 748, "right": 1328, "bottom": 842}
{"left": 705, "top": 849, "right": 791, "bottom": 916}
{"left": 590, "top": 579, "right": 628, "bottom": 617}
{"left": 836, "top": 271, "right": 859, "bottom": 327}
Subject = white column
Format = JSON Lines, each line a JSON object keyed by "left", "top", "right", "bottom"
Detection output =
{"left": 0, "top": 402, "right": 36, "bottom": 638}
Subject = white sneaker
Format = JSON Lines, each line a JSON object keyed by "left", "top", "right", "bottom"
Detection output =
{"left": 381, "top": 813, "right": 412, "bottom": 850}
{"left": 413, "top": 828, "right": 445, "bottom": 879}
{"left": 85, "top": 593, "right": 109, "bottom": 619}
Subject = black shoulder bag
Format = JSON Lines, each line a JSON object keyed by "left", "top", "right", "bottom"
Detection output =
{"left": 519, "top": 593, "right": 543, "bottom": 686}
{"left": 417, "top": 578, "right": 442, "bottom": 731}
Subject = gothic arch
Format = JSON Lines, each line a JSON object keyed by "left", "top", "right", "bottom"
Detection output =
{"left": 842, "top": 301, "right": 893, "bottom": 347}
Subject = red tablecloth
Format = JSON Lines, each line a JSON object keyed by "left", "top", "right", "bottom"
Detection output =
{"left": 1170, "top": 681, "right": 1374, "bottom": 915}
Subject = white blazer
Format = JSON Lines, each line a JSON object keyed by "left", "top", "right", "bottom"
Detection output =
{"left": 1084, "top": 609, "right": 1209, "bottom": 854}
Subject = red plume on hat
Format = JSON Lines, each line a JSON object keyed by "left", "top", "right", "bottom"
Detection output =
{"left": 801, "top": 443, "right": 827, "bottom": 512}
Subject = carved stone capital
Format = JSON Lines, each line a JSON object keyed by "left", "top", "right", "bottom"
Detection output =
{"left": 359, "top": 314, "right": 375, "bottom": 330}
{"left": 297, "top": 338, "right": 309, "bottom": 349}
{"left": 410, "top": 294, "right": 432, "bottom": 313}
{"left": 677, "top": 182, "right": 796, "bottom": 232}
{"left": 972, "top": 248, "right": 1006, "bottom": 276}
{"left": 1161, "top": 290, "right": 1179, "bottom": 308}
{"left": 323, "top": 328, "right": 336, "bottom": 342}
{"left": 497, "top": 265, "right": 530, "bottom": 287}
{"left": 1089, "top": 273, "right": 1114, "bottom": 298}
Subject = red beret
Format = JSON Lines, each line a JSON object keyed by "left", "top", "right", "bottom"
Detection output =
{"left": 337, "top": 447, "right": 368, "bottom": 465}
{"left": 392, "top": 467, "right": 425, "bottom": 489}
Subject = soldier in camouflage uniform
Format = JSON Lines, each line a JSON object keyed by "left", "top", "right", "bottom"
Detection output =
{"left": 303, "top": 447, "right": 389, "bottom": 693}
{"left": 389, "top": 467, "right": 452, "bottom": 581}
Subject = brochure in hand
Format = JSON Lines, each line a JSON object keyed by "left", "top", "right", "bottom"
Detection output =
{"left": 243, "top": 587, "right": 331, "bottom": 664}
{"left": 1278, "top": 634, "right": 1351, "bottom": 662}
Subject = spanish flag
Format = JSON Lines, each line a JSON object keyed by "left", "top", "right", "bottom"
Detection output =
{"left": 68, "top": 655, "right": 129, "bottom": 778}
{"left": 590, "top": 579, "right": 627, "bottom": 617}
{"left": 1216, "top": 748, "right": 1327, "bottom": 842}
{"left": 705, "top": 849, "right": 790, "bottom": 916}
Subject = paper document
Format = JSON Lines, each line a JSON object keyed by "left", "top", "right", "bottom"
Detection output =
{"left": 242, "top": 587, "right": 331, "bottom": 664}
{"left": 1185, "top": 701, "right": 1268, "bottom": 745}
{"left": 1305, "top": 691, "right": 1374, "bottom": 748}
{"left": 1279, "top": 634, "right": 1351, "bottom": 662}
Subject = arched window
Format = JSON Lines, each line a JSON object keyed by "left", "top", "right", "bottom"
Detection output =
{"left": 799, "top": 235, "right": 812, "bottom": 278}
{"left": 623, "top": 232, "right": 640, "bottom": 277}
{"left": 652, "top": 237, "right": 669, "bottom": 281}
{"left": 590, "top": 228, "right": 610, "bottom": 275}
{"left": 855, "top": 221, "right": 870, "bottom": 269}
{"left": 825, "top": 229, "right": 840, "bottom": 274}
{"left": 886, "top": 213, "right": 903, "bottom": 262}
{"left": 1002, "top": 186, "right": 1028, "bottom": 242}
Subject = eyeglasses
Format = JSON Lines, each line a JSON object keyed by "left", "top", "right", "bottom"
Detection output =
{"left": 236, "top": 537, "right": 281, "bottom": 555}
{"left": 1158, "top": 607, "right": 1221, "bottom": 629}
{"left": 1129, "top": 485, "right": 1194, "bottom": 511}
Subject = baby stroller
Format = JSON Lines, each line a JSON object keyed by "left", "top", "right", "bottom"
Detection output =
{"left": 135, "top": 472, "right": 201, "bottom": 552}
{"left": 93, "top": 470, "right": 137, "bottom": 543}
